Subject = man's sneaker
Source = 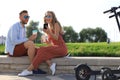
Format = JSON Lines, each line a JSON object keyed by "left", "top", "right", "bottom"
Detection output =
{"left": 50, "top": 63, "right": 56, "bottom": 75}
{"left": 33, "top": 69, "right": 47, "bottom": 74}
{"left": 18, "top": 69, "right": 33, "bottom": 77}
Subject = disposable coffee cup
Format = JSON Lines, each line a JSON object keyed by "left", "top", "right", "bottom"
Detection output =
{"left": 32, "top": 30, "right": 37, "bottom": 35}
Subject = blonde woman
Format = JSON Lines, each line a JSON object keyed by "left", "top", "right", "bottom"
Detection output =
{"left": 18, "top": 11, "right": 68, "bottom": 76}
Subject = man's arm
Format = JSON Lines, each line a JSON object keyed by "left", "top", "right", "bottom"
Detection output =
{"left": 10, "top": 25, "right": 28, "bottom": 45}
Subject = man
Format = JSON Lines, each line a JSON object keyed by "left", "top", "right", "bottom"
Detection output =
{"left": 5, "top": 10, "right": 37, "bottom": 62}
{"left": 5, "top": 10, "right": 46, "bottom": 76}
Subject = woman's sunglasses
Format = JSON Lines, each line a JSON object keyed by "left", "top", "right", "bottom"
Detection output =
{"left": 45, "top": 15, "right": 52, "bottom": 18}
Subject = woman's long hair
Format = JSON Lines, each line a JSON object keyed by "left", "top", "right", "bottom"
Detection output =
{"left": 44, "top": 11, "right": 64, "bottom": 35}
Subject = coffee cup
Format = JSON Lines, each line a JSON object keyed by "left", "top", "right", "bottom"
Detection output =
{"left": 32, "top": 30, "right": 37, "bottom": 35}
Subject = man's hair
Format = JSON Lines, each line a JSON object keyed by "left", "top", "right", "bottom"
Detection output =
{"left": 19, "top": 10, "right": 28, "bottom": 15}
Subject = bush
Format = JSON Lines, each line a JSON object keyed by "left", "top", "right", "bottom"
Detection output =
{"left": 1, "top": 42, "right": 120, "bottom": 57}
{"left": 66, "top": 42, "right": 120, "bottom": 57}
{"left": 0, "top": 45, "right": 5, "bottom": 55}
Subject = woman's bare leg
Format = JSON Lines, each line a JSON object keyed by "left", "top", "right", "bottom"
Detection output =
{"left": 27, "top": 64, "right": 34, "bottom": 71}
{"left": 46, "top": 60, "right": 56, "bottom": 75}
{"left": 46, "top": 60, "right": 52, "bottom": 67}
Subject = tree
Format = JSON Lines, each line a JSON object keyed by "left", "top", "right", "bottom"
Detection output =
{"left": 63, "top": 26, "right": 79, "bottom": 43}
{"left": 79, "top": 27, "right": 107, "bottom": 42}
{"left": 26, "top": 20, "right": 42, "bottom": 43}
{"left": 94, "top": 27, "right": 107, "bottom": 42}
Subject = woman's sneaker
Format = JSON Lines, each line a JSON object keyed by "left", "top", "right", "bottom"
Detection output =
{"left": 50, "top": 63, "right": 56, "bottom": 75}
{"left": 18, "top": 69, "right": 33, "bottom": 77}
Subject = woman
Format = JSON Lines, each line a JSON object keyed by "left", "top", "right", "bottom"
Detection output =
{"left": 18, "top": 11, "right": 68, "bottom": 76}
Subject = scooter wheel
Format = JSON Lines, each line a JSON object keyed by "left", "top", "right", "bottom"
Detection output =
{"left": 75, "top": 64, "right": 91, "bottom": 80}
{"left": 101, "top": 68, "right": 115, "bottom": 80}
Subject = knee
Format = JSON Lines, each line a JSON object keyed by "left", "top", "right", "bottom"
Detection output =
{"left": 28, "top": 40, "right": 34, "bottom": 45}
{"left": 24, "top": 41, "right": 35, "bottom": 48}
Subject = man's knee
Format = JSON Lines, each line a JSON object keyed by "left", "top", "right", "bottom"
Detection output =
{"left": 24, "top": 41, "right": 35, "bottom": 48}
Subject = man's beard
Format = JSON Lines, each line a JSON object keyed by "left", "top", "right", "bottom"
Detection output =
{"left": 21, "top": 21, "right": 27, "bottom": 25}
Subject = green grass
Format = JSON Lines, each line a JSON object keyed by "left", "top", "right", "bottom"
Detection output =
{"left": 1, "top": 42, "right": 120, "bottom": 56}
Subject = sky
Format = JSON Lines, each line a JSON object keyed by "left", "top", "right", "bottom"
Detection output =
{"left": 0, "top": 0, "right": 120, "bottom": 42}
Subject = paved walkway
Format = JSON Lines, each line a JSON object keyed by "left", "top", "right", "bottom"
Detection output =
{"left": 0, "top": 72, "right": 111, "bottom": 80}
{"left": 0, "top": 73, "right": 76, "bottom": 80}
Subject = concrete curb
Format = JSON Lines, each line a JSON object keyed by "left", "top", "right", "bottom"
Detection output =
{"left": 0, "top": 55, "right": 120, "bottom": 74}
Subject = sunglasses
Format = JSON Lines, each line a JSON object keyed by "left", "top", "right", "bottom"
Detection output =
{"left": 45, "top": 15, "right": 52, "bottom": 18}
{"left": 24, "top": 15, "right": 30, "bottom": 19}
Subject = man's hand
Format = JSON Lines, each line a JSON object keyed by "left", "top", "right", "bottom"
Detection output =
{"left": 29, "top": 34, "right": 37, "bottom": 41}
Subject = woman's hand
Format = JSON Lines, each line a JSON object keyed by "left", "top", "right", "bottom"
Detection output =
{"left": 43, "top": 27, "right": 51, "bottom": 34}
{"left": 41, "top": 34, "right": 48, "bottom": 43}
{"left": 43, "top": 23, "right": 60, "bottom": 40}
